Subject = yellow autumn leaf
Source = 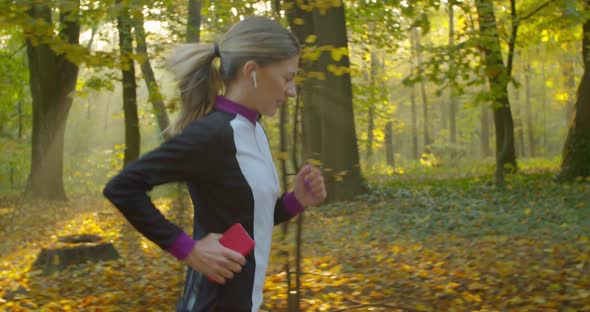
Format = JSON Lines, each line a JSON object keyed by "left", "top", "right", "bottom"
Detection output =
{"left": 533, "top": 296, "right": 547, "bottom": 304}
{"left": 524, "top": 208, "right": 532, "bottom": 216}
{"left": 541, "top": 29, "right": 550, "bottom": 42}
{"left": 307, "top": 159, "right": 322, "bottom": 166}
{"left": 275, "top": 152, "right": 289, "bottom": 161}
{"left": 330, "top": 47, "right": 348, "bottom": 61}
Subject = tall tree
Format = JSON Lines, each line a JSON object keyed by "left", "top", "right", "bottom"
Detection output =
{"left": 562, "top": 51, "right": 577, "bottom": 126}
{"left": 559, "top": 2, "right": 590, "bottom": 180}
{"left": 289, "top": 3, "right": 321, "bottom": 171}
{"left": 312, "top": 1, "right": 364, "bottom": 201}
{"left": 365, "top": 51, "right": 377, "bottom": 160}
{"left": 289, "top": 1, "right": 364, "bottom": 202}
{"left": 23, "top": 1, "right": 81, "bottom": 200}
{"left": 512, "top": 71, "right": 525, "bottom": 157}
{"left": 131, "top": 3, "right": 171, "bottom": 139}
{"left": 415, "top": 28, "right": 431, "bottom": 149}
{"left": 524, "top": 63, "right": 535, "bottom": 157}
{"left": 383, "top": 56, "right": 395, "bottom": 168}
{"left": 475, "top": 0, "right": 517, "bottom": 187}
{"left": 448, "top": 0, "right": 457, "bottom": 144}
{"left": 409, "top": 29, "right": 419, "bottom": 160}
{"left": 480, "top": 99, "right": 491, "bottom": 157}
{"left": 515, "top": 95, "right": 526, "bottom": 157}
{"left": 117, "top": 0, "right": 140, "bottom": 166}
{"left": 285, "top": 1, "right": 317, "bottom": 310}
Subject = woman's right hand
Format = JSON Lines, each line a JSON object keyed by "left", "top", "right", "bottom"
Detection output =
{"left": 183, "top": 233, "right": 246, "bottom": 284}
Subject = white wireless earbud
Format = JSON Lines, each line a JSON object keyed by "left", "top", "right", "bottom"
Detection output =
{"left": 251, "top": 71, "right": 258, "bottom": 89}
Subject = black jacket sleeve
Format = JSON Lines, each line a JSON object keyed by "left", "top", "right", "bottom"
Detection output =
{"left": 102, "top": 120, "right": 221, "bottom": 250}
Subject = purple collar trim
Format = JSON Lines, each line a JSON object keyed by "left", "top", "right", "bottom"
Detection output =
{"left": 215, "top": 96, "right": 259, "bottom": 125}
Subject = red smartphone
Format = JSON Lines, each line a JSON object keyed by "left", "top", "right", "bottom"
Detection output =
{"left": 219, "top": 223, "right": 255, "bottom": 256}
{"left": 208, "top": 223, "right": 255, "bottom": 283}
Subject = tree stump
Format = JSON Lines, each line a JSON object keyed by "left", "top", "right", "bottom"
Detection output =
{"left": 32, "top": 234, "right": 120, "bottom": 275}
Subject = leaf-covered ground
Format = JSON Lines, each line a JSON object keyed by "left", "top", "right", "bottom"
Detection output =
{"left": 1, "top": 172, "right": 589, "bottom": 311}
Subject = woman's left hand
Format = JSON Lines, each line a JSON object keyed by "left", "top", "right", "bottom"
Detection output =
{"left": 294, "top": 164, "right": 327, "bottom": 207}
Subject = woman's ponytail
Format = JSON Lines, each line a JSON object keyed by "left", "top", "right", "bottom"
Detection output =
{"left": 166, "top": 43, "right": 223, "bottom": 135}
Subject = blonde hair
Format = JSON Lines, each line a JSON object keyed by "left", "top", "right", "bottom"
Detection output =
{"left": 167, "top": 16, "right": 300, "bottom": 134}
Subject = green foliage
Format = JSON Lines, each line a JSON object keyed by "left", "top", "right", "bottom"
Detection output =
{"left": 63, "top": 144, "right": 124, "bottom": 197}
{"left": 0, "top": 138, "right": 29, "bottom": 192}
{"left": 427, "top": 141, "right": 469, "bottom": 164}
{"left": 354, "top": 170, "right": 588, "bottom": 241}
{"left": 346, "top": 1, "right": 407, "bottom": 51}
{"left": 0, "top": 33, "right": 30, "bottom": 138}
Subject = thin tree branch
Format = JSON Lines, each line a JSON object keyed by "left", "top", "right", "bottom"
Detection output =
{"left": 7, "top": 44, "right": 26, "bottom": 58}
{"left": 520, "top": 0, "right": 555, "bottom": 22}
{"left": 86, "top": 25, "right": 98, "bottom": 50}
{"left": 506, "top": 0, "right": 555, "bottom": 79}
{"left": 507, "top": 0, "right": 518, "bottom": 78}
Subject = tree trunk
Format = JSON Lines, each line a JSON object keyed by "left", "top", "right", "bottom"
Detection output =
{"left": 117, "top": 0, "right": 140, "bottom": 166}
{"left": 562, "top": 52, "right": 576, "bottom": 132}
{"left": 410, "top": 88, "right": 419, "bottom": 160}
{"left": 475, "top": 0, "right": 517, "bottom": 187}
{"left": 480, "top": 101, "right": 491, "bottom": 157}
{"left": 559, "top": 10, "right": 590, "bottom": 180}
{"left": 292, "top": 93, "right": 301, "bottom": 172}
{"left": 86, "top": 25, "right": 98, "bottom": 50}
{"left": 366, "top": 106, "right": 374, "bottom": 160}
{"left": 449, "top": 94, "right": 457, "bottom": 144}
{"left": 382, "top": 54, "right": 394, "bottom": 168}
{"left": 132, "top": 6, "right": 171, "bottom": 140}
{"left": 517, "top": 108, "right": 526, "bottom": 158}
{"left": 524, "top": 63, "right": 535, "bottom": 157}
{"left": 310, "top": 1, "right": 364, "bottom": 202}
{"left": 448, "top": 1, "right": 456, "bottom": 143}
{"left": 385, "top": 121, "right": 395, "bottom": 167}
{"left": 415, "top": 29, "right": 431, "bottom": 149}
{"left": 187, "top": 0, "right": 201, "bottom": 43}
{"left": 18, "top": 93, "right": 23, "bottom": 140}
{"left": 24, "top": 1, "right": 81, "bottom": 200}
{"left": 286, "top": 3, "right": 314, "bottom": 310}
{"left": 540, "top": 45, "right": 548, "bottom": 154}
{"left": 410, "top": 31, "right": 419, "bottom": 160}
{"left": 278, "top": 89, "right": 295, "bottom": 311}
{"left": 290, "top": 3, "right": 321, "bottom": 170}
{"left": 512, "top": 77, "right": 525, "bottom": 157}
{"left": 366, "top": 52, "right": 377, "bottom": 161}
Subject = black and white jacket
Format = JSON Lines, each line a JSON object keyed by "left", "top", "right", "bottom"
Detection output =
{"left": 103, "top": 96, "right": 304, "bottom": 312}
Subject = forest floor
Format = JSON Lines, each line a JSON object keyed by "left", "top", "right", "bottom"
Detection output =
{"left": 1, "top": 169, "right": 589, "bottom": 311}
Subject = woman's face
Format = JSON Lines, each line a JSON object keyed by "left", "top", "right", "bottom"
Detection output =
{"left": 253, "top": 56, "right": 299, "bottom": 117}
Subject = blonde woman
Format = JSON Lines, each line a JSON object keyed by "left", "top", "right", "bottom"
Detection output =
{"left": 103, "top": 16, "right": 327, "bottom": 311}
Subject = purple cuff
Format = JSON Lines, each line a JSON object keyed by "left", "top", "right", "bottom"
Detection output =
{"left": 167, "top": 232, "right": 196, "bottom": 260}
{"left": 283, "top": 192, "right": 305, "bottom": 217}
